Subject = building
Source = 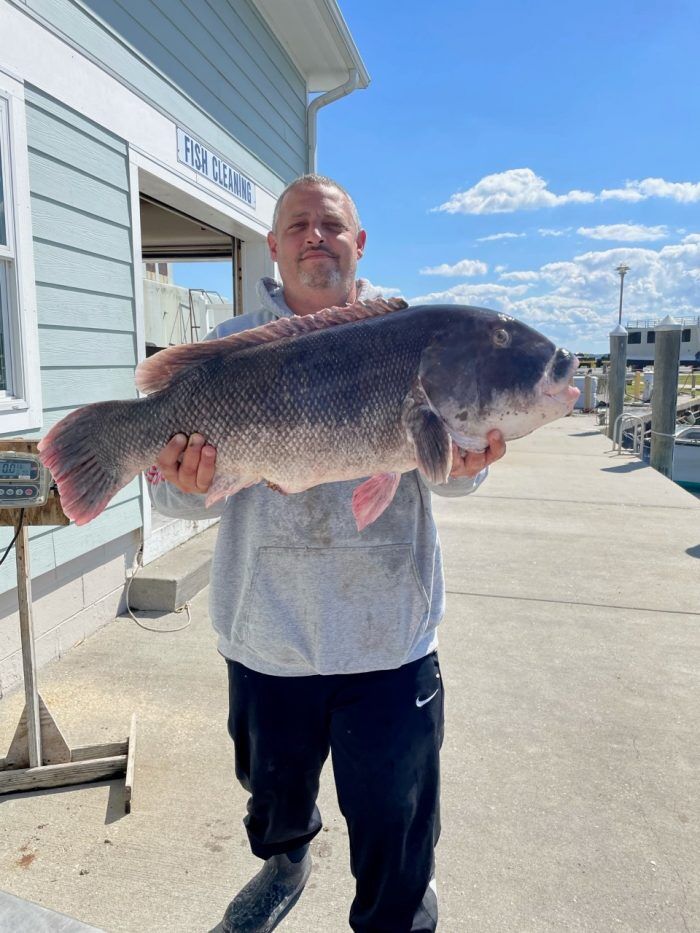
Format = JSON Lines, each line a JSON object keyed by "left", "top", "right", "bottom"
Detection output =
{"left": 0, "top": 0, "right": 368, "bottom": 693}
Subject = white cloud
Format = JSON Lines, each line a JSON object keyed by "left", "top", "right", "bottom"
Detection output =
{"left": 476, "top": 232, "right": 525, "bottom": 242}
{"left": 410, "top": 282, "right": 532, "bottom": 305}
{"left": 434, "top": 170, "right": 700, "bottom": 216}
{"left": 373, "top": 285, "right": 403, "bottom": 297}
{"left": 408, "top": 234, "right": 700, "bottom": 351}
{"left": 434, "top": 168, "right": 596, "bottom": 215}
{"left": 602, "top": 178, "right": 700, "bottom": 203}
{"left": 499, "top": 270, "right": 541, "bottom": 282}
{"left": 577, "top": 223, "right": 669, "bottom": 242}
{"left": 539, "top": 227, "right": 571, "bottom": 237}
{"left": 419, "top": 259, "right": 488, "bottom": 277}
{"left": 599, "top": 187, "right": 646, "bottom": 202}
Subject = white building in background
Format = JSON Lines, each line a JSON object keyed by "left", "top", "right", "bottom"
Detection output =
{"left": 625, "top": 315, "right": 700, "bottom": 366}
{"left": 0, "top": 0, "right": 369, "bottom": 693}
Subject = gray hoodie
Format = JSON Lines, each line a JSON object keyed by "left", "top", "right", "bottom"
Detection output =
{"left": 149, "top": 278, "right": 486, "bottom": 677}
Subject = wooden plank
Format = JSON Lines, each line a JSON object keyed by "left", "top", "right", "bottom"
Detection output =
{"left": 0, "top": 490, "right": 69, "bottom": 527}
{"left": 124, "top": 713, "right": 137, "bottom": 813}
{"left": 25, "top": 86, "right": 128, "bottom": 154}
{"left": 36, "top": 285, "right": 135, "bottom": 332}
{"left": 71, "top": 740, "right": 128, "bottom": 761}
{"left": 28, "top": 151, "right": 131, "bottom": 226}
{"left": 0, "top": 755, "right": 127, "bottom": 793}
{"left": 39, "top": 327, "right": 136, "bottom": 369}
{"left": 31, "top": 197, "right": 132, "bottom": 263}
{"left": 26, "top": 105, "right": 130, "bottom": 190}
{"left": 33, "top": 241, "right": 133, "bottom": 298}
{"left": 4, "top": 696, "right": 71, "bottom": 768}
{"left": 14, "top": 526, "right": 42, "bottom": 768}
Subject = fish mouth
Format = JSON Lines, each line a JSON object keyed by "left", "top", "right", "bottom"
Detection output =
{"left": 542, "top": 350, "right": 580, "bottom": 409}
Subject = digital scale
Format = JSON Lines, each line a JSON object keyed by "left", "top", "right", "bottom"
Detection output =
{"left": 0, "top": 451, "right": 51, "bottom": 507}
{"left": 0, "top": 440, "right": 136, "bottom": 810}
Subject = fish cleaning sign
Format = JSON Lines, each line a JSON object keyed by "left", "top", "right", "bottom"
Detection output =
{"left": 176, "top": 129, "right": 256, "bottom": 208}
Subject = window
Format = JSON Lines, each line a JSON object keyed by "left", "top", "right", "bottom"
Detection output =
{"left": 627, "top": 331, "right": 641, "bottom": 345}
{"left": 682, "top": 328, "right": 691, "bottom": 343}
{"left": 0, "top": 76, "right": 41, "bottom": 431}
{"left": 646, "top": 331, "right": 655, "bottom": 344}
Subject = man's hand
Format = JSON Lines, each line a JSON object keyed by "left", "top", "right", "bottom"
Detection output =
{"left": 449, "top": 429, "right": 506, "bottom": 479}
{"left": 156, "top": 433, "right": 217, "bottom": 494}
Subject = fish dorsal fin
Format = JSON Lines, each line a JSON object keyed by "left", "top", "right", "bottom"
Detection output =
{"left": 135, "top": 297, "right": 408, "bottom": 393}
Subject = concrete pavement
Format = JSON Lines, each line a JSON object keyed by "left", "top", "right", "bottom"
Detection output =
{"left": 0, "top": 413, "right": 698, "bottom": 931}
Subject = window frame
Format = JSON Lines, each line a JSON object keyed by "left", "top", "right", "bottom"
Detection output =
{"left": 0, "top": 69, "right": 41, "bottom": 433}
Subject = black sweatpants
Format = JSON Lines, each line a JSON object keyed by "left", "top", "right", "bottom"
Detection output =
{"left": 226, "top": 652, "right": 444, "bottom": 933}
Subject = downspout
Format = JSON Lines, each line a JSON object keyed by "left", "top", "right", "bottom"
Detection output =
{"left": 306, "top": 68, "right": 361, "bottom": 172}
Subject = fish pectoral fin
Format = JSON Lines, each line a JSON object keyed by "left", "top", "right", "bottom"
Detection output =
{"left": 204, "top": 473, "right": 257, "bottom": 507}
{"left": 351, "top": 472, "right": 402, "bottom": 532}
{"left": 402, "top": 399, "right": 452, "bottom": 485}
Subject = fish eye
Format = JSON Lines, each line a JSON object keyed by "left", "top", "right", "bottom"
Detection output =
{"left": 493, "top": 328, "right": 511, "bottom": 348}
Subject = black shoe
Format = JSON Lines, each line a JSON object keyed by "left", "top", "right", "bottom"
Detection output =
{"left": 222, "top": 849, "right": 312, "bottom": 933}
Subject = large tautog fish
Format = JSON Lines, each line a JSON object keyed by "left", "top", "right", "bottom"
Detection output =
{"left": 39, "top": 299, "right": 579, "bottom": 529}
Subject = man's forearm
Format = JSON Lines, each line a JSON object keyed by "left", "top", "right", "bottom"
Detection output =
{"left": 148, "top": 475, "right": 226, "bottom": 520}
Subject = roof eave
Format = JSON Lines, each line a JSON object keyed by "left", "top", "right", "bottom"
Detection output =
{"left": 251, "top": 0, "right": 370, "bottom": 93}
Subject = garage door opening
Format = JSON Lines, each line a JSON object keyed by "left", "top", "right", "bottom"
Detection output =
{"left": 139, "top": 195, "right": 242, "bottom": 355}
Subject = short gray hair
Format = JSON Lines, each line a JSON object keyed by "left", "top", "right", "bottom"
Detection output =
{"left": 272, "top": 173, "right": 361, "bottom": 234}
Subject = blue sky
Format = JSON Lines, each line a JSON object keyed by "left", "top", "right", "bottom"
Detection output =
{"left": 175, "top": 0, "right": 700, "bottom": 353}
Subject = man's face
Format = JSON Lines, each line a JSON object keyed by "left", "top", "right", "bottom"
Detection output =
{"left": 268, "top": 184, "right": 366, "bottom": 295}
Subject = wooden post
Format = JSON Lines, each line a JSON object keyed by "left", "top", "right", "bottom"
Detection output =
{"left": 650, "top": 316, "right": 681, "bottom": 478}
{"left": 0, "top": 439, "right": 136, "bottom": 810}
{"left": 608, "top": 325, "right": 628, "bottom": 440}
{"left": 15, "top": 524, "right": 42, "bottom": 768}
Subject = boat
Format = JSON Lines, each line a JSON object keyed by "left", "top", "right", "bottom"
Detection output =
{"left": 625, "top": 316, "right": 700, "bottom": 367}
{"left": 673, "top": 424, "right": 700, "bottom": 491}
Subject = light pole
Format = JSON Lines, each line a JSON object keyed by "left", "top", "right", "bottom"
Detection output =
{"left": 608, "top": 264, "right": 630, "bottom": 440}
{"left": 616, "top": 263, "right": 630, "bottom": 327}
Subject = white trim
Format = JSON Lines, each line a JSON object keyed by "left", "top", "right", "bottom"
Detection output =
{"left": 252, "top": 0, "right": 370, "bottom": 92}
{"left": 0, "top": 72, "right": 42, "bottom": 433}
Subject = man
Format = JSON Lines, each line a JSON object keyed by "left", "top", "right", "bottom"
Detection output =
{"left": 149, "top": 175, "right": 506, "bottom": 932}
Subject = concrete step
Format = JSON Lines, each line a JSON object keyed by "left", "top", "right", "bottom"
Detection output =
{"left": 0, "top": 889, "right": 103, "bottom": 932}
{"left": 128, "top": 526, "right": 218, "bottom": 611}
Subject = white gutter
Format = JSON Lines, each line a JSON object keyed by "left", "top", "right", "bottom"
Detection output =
{"left": 306, "top": 67, "right": 361, "bottom": 172}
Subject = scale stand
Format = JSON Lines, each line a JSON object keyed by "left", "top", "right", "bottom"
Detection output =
{"left": 0, "top": 440, "right": 136, "bottom": 811}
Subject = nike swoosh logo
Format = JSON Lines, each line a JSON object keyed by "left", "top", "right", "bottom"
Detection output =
{"left": 416, "top": 688, "right": 439, "bottom": 708}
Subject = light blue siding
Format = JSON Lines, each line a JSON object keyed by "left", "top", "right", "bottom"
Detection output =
{"left": 0, "top": 88, "right": 141, "bottom": 592}
{"left": 17, "top": 0, "right": 308, "bottom": 189}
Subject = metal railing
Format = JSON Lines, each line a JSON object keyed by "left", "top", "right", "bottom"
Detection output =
{"left": 625, "top": 316, "right": 700, "bottom": 329}
{"left": 612, "top": 413, "right": 647, "bottom": 457}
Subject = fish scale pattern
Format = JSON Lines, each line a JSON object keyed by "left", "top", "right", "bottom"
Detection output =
{"left": 145, "top": 312, "right": 429, "bottom": 488}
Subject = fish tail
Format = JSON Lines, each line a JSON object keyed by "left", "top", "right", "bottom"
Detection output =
{"left": 38, "top": 399, "right": 151, "bottom": 525}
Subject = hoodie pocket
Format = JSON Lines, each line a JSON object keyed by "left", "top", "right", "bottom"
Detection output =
{"left": 243, "top": 544, "right": 430, "bottom": 674}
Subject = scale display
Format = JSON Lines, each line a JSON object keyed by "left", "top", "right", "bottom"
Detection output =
{"left": 0, "top": 453, "right": 51, "bottom": 507}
